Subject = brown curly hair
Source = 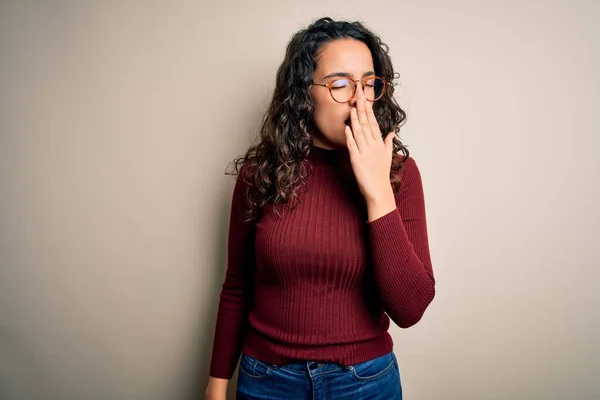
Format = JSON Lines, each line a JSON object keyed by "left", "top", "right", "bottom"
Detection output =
{"left": 228, "top": 17, "right": 410, "bottom": 222}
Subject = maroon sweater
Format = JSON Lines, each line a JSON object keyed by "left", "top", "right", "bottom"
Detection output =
{"left": 209, "top": 146, "right": 435, "bottom": 379}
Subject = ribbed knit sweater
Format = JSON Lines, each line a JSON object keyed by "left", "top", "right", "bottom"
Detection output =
{"left": 209, "top": 145, "right": 435, "bottom": 379}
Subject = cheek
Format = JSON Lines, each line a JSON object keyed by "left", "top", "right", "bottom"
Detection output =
{"left": 312, "top": 91, "right": 329, "bottom": 117}
{"left": 312, "top": 96, "right": 341, "bottom": 132}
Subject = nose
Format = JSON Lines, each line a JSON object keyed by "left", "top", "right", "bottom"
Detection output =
{"left": 348, "top": 80, "right": 365, "bottom": 106}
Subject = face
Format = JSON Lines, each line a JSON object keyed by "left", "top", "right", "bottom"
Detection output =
{"left": 310, "top": 38, "right": 375, "bottom": 149}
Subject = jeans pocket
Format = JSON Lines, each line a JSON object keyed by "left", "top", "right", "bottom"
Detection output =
{"left": 351, "top": 352, "right": 396, "bottom": 381}
{"left": 239, "top": 353, "right": 270, "bottom": 380}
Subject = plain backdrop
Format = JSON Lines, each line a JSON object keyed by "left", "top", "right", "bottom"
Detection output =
{"left": 1, "top": 1, "right": 599, "bottom": 399}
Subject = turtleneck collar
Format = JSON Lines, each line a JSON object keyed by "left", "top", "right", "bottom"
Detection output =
{"left": 308, "top": 145, "right": 349, "bottom": 165}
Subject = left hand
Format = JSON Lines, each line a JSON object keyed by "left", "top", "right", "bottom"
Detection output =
{"left": 344, "top": 96, "right": 395, "bottom": 203}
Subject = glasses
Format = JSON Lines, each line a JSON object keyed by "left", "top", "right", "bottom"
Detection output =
{"left": 312, "top": 76, "right": 388, "bottom": 103}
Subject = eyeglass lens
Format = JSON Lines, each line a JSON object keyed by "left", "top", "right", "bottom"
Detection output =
{"left": 329, "top": 77, "right": 385, "bottom": 102}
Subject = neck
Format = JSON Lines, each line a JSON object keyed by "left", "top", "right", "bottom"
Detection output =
{"left": 310, "top": 132, "right": 345, "bottom": 151}
{"left": 309, "top": 144, "right": 349, "bottom": 165}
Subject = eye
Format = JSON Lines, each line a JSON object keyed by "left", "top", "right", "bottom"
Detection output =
{"left": 330, "top": 79, "right": 350, "bottom": 89}
{"left": 364, "top": 77, "right": 377, "bottom": 88}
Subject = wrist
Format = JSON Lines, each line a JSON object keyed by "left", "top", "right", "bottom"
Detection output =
{"left": 364, "top": 184, "right": 394, "bottom": 205}
{"left": 207, "top": 376, "right": 229, "bottom": 390}
{"left": 365, "top": 186, "right": 396, "bottom": 222}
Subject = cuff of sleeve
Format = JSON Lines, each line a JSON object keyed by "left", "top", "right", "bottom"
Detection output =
{"left": 366, "top": 208, "right": 418, "bottom": 274}
{"left": 208, "top": 310, "right": 244, "bottom": 379}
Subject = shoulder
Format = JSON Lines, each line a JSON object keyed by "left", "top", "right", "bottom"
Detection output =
{"left": 394, "top": 155, "right": 425, "bottom": 198}
{"left": 233, "top": 159, "right": 254, "bottom": 189}
{"left": 397, "top": 155, "right": 421, "bottom": 181}
{"left": 231, "top": 160, "right": 253, "bottom": 203}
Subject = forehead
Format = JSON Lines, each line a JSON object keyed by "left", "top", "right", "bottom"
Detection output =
{"left": 315, "top": 39, "right": 374, "bottom": 76}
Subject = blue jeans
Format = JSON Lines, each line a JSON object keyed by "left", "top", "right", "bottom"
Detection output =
{"left": 236, "top": 351, "right": 402, "bottom": 399}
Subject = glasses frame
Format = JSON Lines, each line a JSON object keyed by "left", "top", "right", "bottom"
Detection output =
{"left": 311, "top": 76, "right": 390, "bottom": 104}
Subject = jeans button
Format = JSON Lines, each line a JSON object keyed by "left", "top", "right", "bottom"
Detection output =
{"left": 309, "top": 363, "right": 318, "bottom": 370}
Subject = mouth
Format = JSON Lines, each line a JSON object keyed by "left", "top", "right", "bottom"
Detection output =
{"left": 344, "top": 117, "right": 351, "bottom": 126}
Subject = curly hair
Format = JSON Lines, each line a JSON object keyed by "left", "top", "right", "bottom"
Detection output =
{"left": 228, "top": 17, "right": 410, "bottom": 222}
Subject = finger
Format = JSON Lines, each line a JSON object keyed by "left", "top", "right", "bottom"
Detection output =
{"left": 366, "top": 101, "right": 382, "bottom": 141}
{"left": 384, "top": 131, "right": 395, "bottom": 152}
{"left": 350, "top": 107, "right": 366, "bottom": 152}
{"left": 356, "top": 97, "right": 372, "bottom": 143}
{"left": 345, "top": 125, "right": 359, "bottom": 155}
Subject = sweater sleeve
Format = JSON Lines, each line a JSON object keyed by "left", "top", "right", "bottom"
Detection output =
{"left": 209, "top": 170, "right": 255, "bottom": 379}
{"left": 366, "top": 157, "right": 435, "bottom": 328}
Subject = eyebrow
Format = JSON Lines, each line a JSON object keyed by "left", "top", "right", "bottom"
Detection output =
{"left": 322, "top": 71, "right": 376, "bottom": 80}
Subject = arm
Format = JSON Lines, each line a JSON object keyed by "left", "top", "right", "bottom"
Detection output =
{"left": 366, "top": 157, "right": 435, "bottom": 328}
{"left": 208, "top": 169, "right": 256, "bottom": 380}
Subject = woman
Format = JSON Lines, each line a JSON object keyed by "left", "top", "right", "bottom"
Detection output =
{"left": 205, "top": 17, "right": 435, "bottom": 400}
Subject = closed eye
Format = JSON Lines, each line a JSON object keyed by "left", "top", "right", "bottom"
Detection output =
{"left": 331, "top": 79, "right": 351, "bottom": 89}
{"left": 364, "top": 77, "right": 377, "bottom": 87}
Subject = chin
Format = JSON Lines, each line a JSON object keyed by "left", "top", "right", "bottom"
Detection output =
{"left": 324, "top": 134, "right": 346, "bottom": 149}
{"left": 336, "top": 141, "right": 348, "bottom": 149}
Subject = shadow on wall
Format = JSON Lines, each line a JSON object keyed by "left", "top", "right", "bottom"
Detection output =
{"left": 0, "top": 325, "right": 44, "bottom": 399}
{"left": 185, "top": 183, "right": 238, "bottom": 399}
{"left": 182, "top": 64, "right": 272, "bottom": 398}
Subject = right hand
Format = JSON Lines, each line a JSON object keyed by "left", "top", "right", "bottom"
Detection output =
{"left": 205, "top": 376, "right": 228, "bottom": 400}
